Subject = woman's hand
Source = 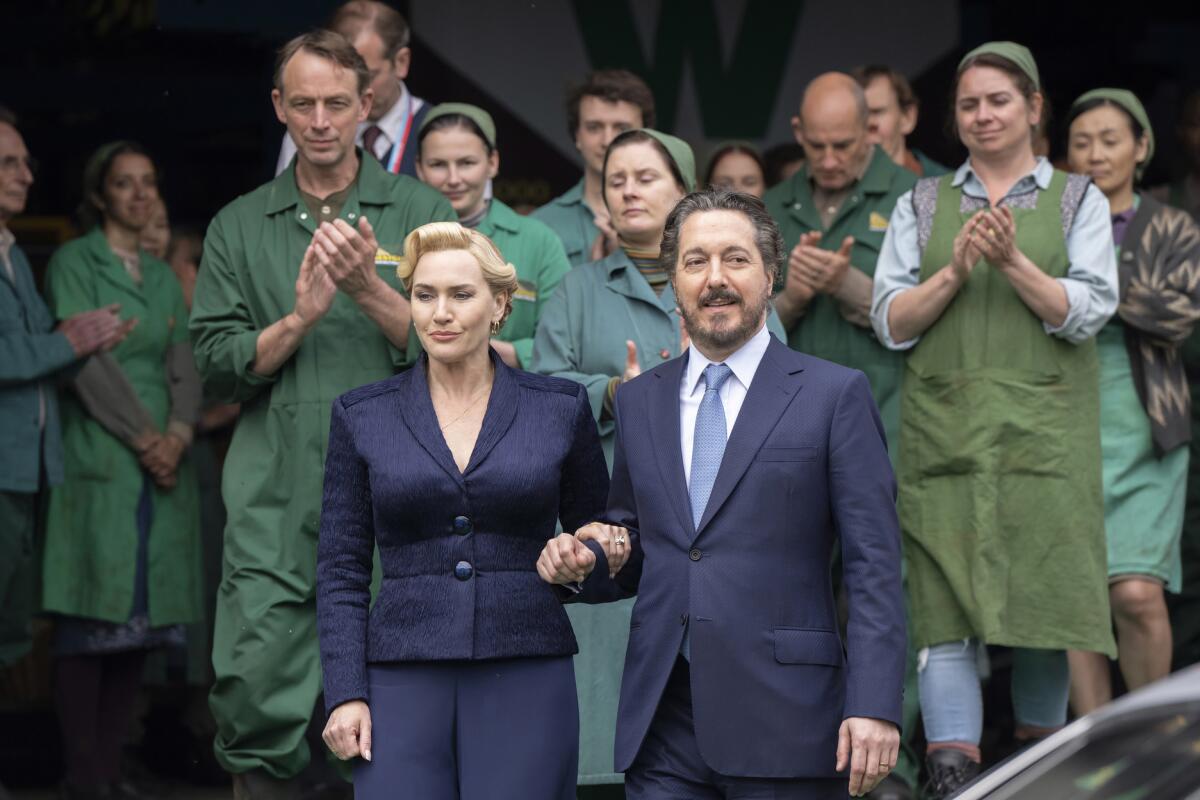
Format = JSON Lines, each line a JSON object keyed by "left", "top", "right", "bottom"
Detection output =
{"left": 970, "top": 206, "right": 1021, "bottom": 270}
{"left": 323, "top": 700, "right": 372, "bottom": 762}
{"left": 622, "top": 340, "right": 641, "bottom": 383}
{"left": 951, "top": 213, "right": 983, "bottom": 283}
{"left": 575, "top": 523, "right": 631, "bottom": 578}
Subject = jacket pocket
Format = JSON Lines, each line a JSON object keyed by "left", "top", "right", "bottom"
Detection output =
{"left": 757, "top": 446, "right": 818, "bottom": 462}
{"left": 773, "top": 627, "right": 843, "bottom": 666}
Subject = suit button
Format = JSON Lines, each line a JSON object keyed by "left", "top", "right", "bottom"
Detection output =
{"left": 454, "top": 561, "right": 473, "bottom": 580}
{"left": 452, "top": 515, "right": 472, "bottom": 535}
{"left": 689, "top": 549, "right": 702, "bottom": 561}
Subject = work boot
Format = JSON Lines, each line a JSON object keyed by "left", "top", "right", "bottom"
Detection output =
{"left": 922, "top": 749, "right": 982, "bottom": 799}
{"left": 232, "top": 770, "right": 301, "bottom": 800}
{"left": 867, "top": 773, "right": 914, "bottom": 800}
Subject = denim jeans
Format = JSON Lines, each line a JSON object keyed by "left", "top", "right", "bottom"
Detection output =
{"left": 918, "top": 639, "right": 1069, "bottom": 744}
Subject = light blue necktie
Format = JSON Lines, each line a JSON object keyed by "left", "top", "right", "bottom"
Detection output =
{"left": 689, "top": 363, "right": 733, "bottom": 527}
{"left": 682, "top": 363, "right": 733, "bottom": 660}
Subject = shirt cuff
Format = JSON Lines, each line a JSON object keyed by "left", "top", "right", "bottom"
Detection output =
{"left": 873, "top": 290, "right": 921, "bottom": 351}
{"left": 167, "top": 420, "right": 194, "bottom": 447}
{"left": 1042, "top": 277, "right": 1087, "bottom": 339}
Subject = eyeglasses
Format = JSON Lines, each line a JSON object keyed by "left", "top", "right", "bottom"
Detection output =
{"left": 0, "top": 155, "right": 37, "bottom": 175}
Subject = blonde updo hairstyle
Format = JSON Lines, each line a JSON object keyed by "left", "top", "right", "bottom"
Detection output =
{"left": 397, "top": 222, "right": 519, "bottom": 330}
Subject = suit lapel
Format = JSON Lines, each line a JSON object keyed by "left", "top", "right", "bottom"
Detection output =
{"left": 396, "top": 358, "right": 466, "bottom": 489}
{"left": 465, "top": 349, "right": 519, "bottom": 474}
{"left": 646, "top": 354, "right": 696, "bottom": 542}
{"left": 695, "top": 338, "right": 805, "bottom": 537}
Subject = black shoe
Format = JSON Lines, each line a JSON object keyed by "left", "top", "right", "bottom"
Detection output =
{"left": 923, "top": 750, "right": 982, "bottom": 799}
{"left": 867, "top": 773, "right": 914, "bottom": 800}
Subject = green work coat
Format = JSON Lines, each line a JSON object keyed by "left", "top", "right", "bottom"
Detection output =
{"left": 764, "top": 146, "right": 916, "bottom": 449}
{"left": 529, "top": 248, "right": 782, "bottom": 783}
{"left": 42, "top": 228, "right": 201, "bottom": 626}
{"left": 191, "top": 154, "right": 454, "bottom": 776}
{"left": 407, "top": 199, "right": 570, "bottom": 367}
{"left": 899, "top": 173, "right": 1115, "bottom": 656}
{"left": 531, "top": 178, "right": 601, "bottom": 267}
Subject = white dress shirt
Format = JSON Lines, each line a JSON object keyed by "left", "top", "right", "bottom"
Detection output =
{"left": 679, "top": 323, "right": 771, "bottom": 487}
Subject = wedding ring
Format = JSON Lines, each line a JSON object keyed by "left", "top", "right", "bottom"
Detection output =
{"left": 615, "top": 536, "right": 626, "bottom": 545}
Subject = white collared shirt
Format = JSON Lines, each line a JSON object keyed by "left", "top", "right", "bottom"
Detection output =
{"left": 679, "top": 323, "right": 771, "bottom": 486}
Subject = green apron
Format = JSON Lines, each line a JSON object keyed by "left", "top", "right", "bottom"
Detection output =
{"left": 190, "top": 154, "right": 455, "bottom": 777}
{"left": 900, "top": 173, "right": 1115, "bottom": 656}
{"left": 764, "top": 146, "right": 916, "bottom": 451}
{"left": 42, "top": 228, "right": 201, "bottom": 627}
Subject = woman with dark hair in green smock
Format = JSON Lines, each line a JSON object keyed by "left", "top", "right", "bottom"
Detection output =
{"left": 870, "top": 44, "right": 1119, "bottom": 799}
{"left": 1064, "top": 89, "right": 1200, "bottom": 714}
{"left": 42, "top": 141, "right": 203, "bottom": 800}
{"left": 413, "top": 103, "right": 570, "bottom": 368}
{"left": 531, "top": 129, "right": 784, "bottom": 788}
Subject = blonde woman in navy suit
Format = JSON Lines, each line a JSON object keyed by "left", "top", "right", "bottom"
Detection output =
{"left": 315, "top": 221, "right": 617, "bottom": 799}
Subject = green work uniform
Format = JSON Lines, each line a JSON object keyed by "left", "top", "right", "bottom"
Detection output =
{"left": 0, "top": 238, "right": 76, "bottom": 665}
{"left": 913, "top": 148, "right": 951, "bottom": 178}
{"left": 531, "top": 178, "right": 601, "bottom": 267}
{"left": 899, "top": 173, "right": 1116, "bottom": 656}
{"left": 190, "top": 153, "right": 454, "bottom": 778}
{"left": 764, "top": 146, "right": 916, "bottom": 449}
{"left": 41, "top": 228, "right": 202, "bottom": 627}
{"left": 407, "top": 199, "right": 570, "bottom": 367}
{"left": 530, "top": 250, "right": 783, "bottom": 784}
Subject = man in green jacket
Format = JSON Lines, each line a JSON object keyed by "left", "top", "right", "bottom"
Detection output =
{"left": 0, "top": 109, "right": 127, "bottom": 676}
{"left": 763, "top": 74, "right": 918, "bottom": 800}
{"left": 189, "top": 31, "right": 453, "bottom": 798}
{"left": 531, "top": 69, "right": 655, "bottom": 266}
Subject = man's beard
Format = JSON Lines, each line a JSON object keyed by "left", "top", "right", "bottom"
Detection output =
{"left": 680, "top": 285, "right": 769, "bottom": 353}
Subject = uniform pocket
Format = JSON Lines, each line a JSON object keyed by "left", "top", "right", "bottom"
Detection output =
{"left": 773, "top": 627, "right": 844, "bottom": 666}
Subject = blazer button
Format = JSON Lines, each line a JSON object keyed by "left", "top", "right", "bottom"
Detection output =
{"left": 452, "top": 515, "right": 473, "bottom": 535}
{"left": 454, "top": 561, "right": 474, "bottom": 581}
{"left": 689, "top": 549, "right": 702, "bottom": 561}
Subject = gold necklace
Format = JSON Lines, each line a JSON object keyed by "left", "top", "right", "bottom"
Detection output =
{"left": 437, "top": 384, "right": 491, "bottom": 431}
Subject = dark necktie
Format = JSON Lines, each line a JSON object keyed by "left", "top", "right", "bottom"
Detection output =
{"left": 362, "top": 125, "right": 385, "bottom": 163}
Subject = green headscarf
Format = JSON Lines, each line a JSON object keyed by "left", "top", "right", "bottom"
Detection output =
{"left": 639, "top": 129, "right": 697, "bottom": 193}
{"left": 1070, "top": 88, "right": 1155, "bottom": 179}
{"left": 959, "top": 41, "right": 1040, "bottom": 92}
{"left": 419, "top": 103, "right": 497, "bottom": 149}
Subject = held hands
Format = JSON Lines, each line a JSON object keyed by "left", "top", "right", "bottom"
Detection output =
{"left": 134, "top": 431, "right": 185, "bottom": 489}
{"left": 575, "top": 523, "right": 631, "bottom": 578}
{"left": 324, "top": 700, "right": 372, "bottom": 762}
{"left": 536, "top": 523, "right": 632, "bottom": 584}
{"left": 787, "top": 233, "right": 855, "bottom": 295}
{"left": 837, "top": 717, "right": 900, "bottom": 797}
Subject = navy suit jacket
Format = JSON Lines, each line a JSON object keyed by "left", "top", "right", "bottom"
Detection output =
{"left": 576, "top": 336, "right": 905, "bottom": 779}
{"left": 317, "top": 350, "right": 609, "bottom": 713}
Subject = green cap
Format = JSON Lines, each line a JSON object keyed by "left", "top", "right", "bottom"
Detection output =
{"left": 1070, "top": 88, "right": 1155, "bottom": 178}
{"left": 419, "top": 103, "right": 497, "bottom": 149}
{"left": 959, "top": 41, "right": 1040, "bottom": 92}
{"left": 639, "top": 128, "right": 696, "bottom": 192}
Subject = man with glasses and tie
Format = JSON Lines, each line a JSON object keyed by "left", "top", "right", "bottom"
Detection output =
{"left": 539, "top": 189, "right": 906, "bottom": 799}
{"left": 277, "top": 1, "right": 429, "bottom": 178}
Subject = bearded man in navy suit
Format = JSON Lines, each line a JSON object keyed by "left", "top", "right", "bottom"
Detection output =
{"left": 538, "top": 188, "right": 905, "bottom": 799}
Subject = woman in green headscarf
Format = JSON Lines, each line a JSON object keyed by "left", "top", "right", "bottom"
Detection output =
{"left": 1065, "top": 89, "right": 1200, "bottom": 714}
{"left": 870, "top": 43, "right": 1119, "bottom": 798}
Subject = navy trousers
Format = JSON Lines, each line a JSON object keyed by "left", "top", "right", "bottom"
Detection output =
{"left": 353, "top": 656, "right": 578, "bottom": 800}
{"left": 625, "top": 657, "right": 850, "bottom": 800}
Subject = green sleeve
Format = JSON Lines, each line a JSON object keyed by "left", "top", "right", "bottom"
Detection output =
{"left": 510, "top": 229, "right": 571, "bottom": 368}
{"left": 44, "top": 245, "right": 99, "bottom": 319}
{"left": 527, "top": 276, "right": 615, "bottom": 438}
{"left": 188, "top": 213, "right": 279, "bottom": 403}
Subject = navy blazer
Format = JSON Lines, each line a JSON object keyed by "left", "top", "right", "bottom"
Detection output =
{"left": 575, "top": 336, "right": 905, "bottom": 779}
{"left": 317, "top": 349, "right": 609, "bottom": 713}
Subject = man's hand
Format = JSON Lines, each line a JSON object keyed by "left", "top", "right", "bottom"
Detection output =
{"left": 622, "top": 340, "right": 641, "bottom": 383}
{"left": 313, "top": 217, "right": 384, "bottom": 300}
{"left": 790, "top": 233, "right": 854, "bottom": 295}
{"left": 57, "top": 304, "right": 132, "bottom": 358}
{"left": 536, "top": 533, "right": 597, "bottom": 585}
{"left": 574, "top": 523, "right": 631, "bottom": 578}
{"left": 292, "top": 243, "right": 337, "bottom": 330}
{"left": 323, "top": 700, "right": 372, "bottom": 762}
{"left": 837, "top": 717, "right": 900, "bottom": 797}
